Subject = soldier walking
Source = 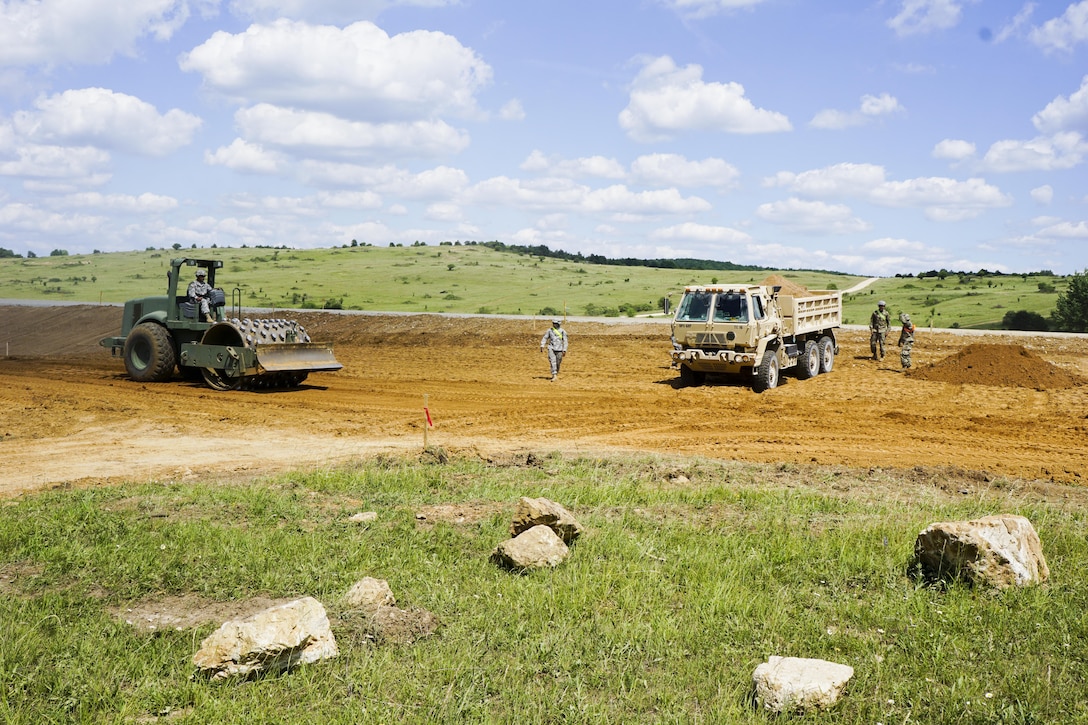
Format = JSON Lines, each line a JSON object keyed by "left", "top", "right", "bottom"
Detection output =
{"left": 898, "top": 312, "right": 916, "bottom": 369}
{"left": 540, "top": 318, "right": 568, "bottom": 381}
{"left": 869, "top": 300, "right": 890, "bottom": 360}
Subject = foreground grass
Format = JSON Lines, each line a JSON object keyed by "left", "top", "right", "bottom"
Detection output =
{"left": 2, "top": 454, "right": 1086, "bottom": 723}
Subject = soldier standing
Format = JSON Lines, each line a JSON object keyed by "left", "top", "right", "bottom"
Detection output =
{"left": 898, "top": 312, "right": 916, "bottom": 369}
{"left": 869, "top": 300, "right": 891, "bottom": 360}
{"left": 540, "top": 318, "right": 568, "bottom": 381}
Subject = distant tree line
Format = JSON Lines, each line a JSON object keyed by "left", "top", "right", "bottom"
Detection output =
{"left": 899, "top": 268, "right": 1057, "bottom": 280}
{"left": 476, "top": 241, "right": 776, "bottom": 272}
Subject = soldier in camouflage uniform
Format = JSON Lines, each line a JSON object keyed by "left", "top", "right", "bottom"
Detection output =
{"left": 187, "top": 269, "right": 215, "bottom": 323}
{"left": 898, "top": 312, "right": 915, "bottom": 369}
{"left": 869, "top": 300, "right": 891, "bottom": 360}
{"left": 540, "top": 318, "right": 569, "bottom": 381}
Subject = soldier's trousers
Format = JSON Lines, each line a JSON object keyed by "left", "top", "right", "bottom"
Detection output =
{"left": 548, "top": 349, "right": 564, "bottom": 376}
{"left": 900, "top": 341, "right": 913, "bottom": 369}
{"left": 870, "top": 331, "right": 887, "bottom": 359}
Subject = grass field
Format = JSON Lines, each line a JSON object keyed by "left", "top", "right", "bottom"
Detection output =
{"left": 1, "top": 454, "right": 1083, "bottom": 723}
{"left": 0, "top": 245, "right": 1072, "bottom": 329}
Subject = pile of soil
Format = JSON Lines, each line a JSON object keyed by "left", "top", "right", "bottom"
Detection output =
{"left": 762, "top": 274, "right": 809, "bottom": 296}
{"left": 908, "top": 343, "right": 1085, "bottom": 389}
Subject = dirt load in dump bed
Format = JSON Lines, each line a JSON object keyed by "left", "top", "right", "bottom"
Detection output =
{"left": 1, "top": 304, "right": 1087, "bottom": 496}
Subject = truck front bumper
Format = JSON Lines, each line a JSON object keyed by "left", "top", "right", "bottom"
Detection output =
{"left": 671, "top": 348, "right": 758, "bottom": 373}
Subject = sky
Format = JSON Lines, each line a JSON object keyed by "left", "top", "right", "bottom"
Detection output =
{"left": 1, "top": 1, "right": 1087, "bottom": 276}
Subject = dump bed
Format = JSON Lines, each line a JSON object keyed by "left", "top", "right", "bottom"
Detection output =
{"left": 777, "top": 291, "right": 842, "bottom": 337}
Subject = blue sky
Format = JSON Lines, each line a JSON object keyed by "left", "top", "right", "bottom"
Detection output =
{"left": 1, "top": 0, "right": 1087, "bottom": 276}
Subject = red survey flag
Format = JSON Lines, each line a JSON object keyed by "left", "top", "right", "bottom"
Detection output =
{"left": 424, "top": 407, "right": 434, "bottom": 428}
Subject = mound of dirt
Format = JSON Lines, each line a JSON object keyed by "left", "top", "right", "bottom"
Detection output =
{"left": 762, "top": 274, "right": 809, "bottom": 296}
{"left": 908, "top": 343, "right": 1085, "bottom": 389}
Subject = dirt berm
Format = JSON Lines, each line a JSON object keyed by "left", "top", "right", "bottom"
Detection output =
{"left": 1, "top": 304, "right": 1086, "bottom": 496}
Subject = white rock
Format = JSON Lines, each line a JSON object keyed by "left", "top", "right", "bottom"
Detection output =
{"left": 492, "top": 524, "right": 570, "bottom": 570}
{"left": 915, "top": 514, "right": 1049, "bottom": 588}
{"left": 343, "top": 577, "right": 396, "bottom": 612}
{"left": 192, "top": 597, "right": 338, "bottom": 680}
{"left": 753, "top": 656, "right": 854, "bottom": 714}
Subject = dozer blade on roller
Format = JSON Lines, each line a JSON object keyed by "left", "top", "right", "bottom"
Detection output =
{"left": 255, "top": 342, "right": 344, "bottom": 373}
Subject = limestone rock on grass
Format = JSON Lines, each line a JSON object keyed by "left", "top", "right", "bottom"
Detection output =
{"left": 192, "top": 596, "right": 338, "bottom": 681}
{"left": 915, "top": 514, "right": 1049, "bottom": 588}
{"left": 753, "top": 656, "right": 854, "bottom": 714}
{"left": 492, "top": 524, "right": 570, "bottom": 571}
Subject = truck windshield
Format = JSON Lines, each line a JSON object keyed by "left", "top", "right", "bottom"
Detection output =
{"left": 713, "top": 293, "right": 748, "bottom": 322}
{"left": 676, "top": 291, "right": 712, "bottom": 322}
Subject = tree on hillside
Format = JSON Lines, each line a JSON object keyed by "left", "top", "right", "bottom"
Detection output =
{"left": 1002, "top": 310, "right": 1049, "bottom": 331}
{"left": 1053, "top": 270, "right": 1088, "bottom": 332}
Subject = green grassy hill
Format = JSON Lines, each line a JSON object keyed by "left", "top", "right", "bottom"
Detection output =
{"left": 0, "top": 245, "right": 1069, "bottom": 329}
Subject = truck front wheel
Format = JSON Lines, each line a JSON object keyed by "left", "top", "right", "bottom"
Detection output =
{"left": 123, "top": 322, "right": 177, "bottom": 382}
{"left": 679, "top": 364, "right": 706, "bottom": 387}
{"left": 797, "top": 340, "right": 820, "bottom": 379}
{"left": 753, "top": 351, "right": 779, "bottom": 392}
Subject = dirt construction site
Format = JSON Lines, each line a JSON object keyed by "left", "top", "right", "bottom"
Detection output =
{"left": 1, "top": 303, "right": 1087, "bottom": 498}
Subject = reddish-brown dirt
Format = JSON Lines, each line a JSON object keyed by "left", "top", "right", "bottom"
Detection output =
{"left": 2, "top": 304, "right": 1087, "bottom": 497}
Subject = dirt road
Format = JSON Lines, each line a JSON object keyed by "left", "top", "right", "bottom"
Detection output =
{"left": 1, "top": 304, "right": 1086, "bottom": 497}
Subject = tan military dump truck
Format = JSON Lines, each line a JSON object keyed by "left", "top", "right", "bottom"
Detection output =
{"left": 670, "top": 284, "right": 841, "bottom": 392}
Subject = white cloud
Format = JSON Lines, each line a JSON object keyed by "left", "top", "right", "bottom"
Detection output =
{"left": 1029, "top": 0, "right": 1088, "bottom": 52}
{"left": 0, "top": 201, "right": 106, "bottom": 235}
{"left": 13, "top": 88, "right": 201, "bottom": 156}
{"left": 233, "top": 104, "right": 470, "bottom": 159}
{"left": 755, "top": 198, "right": 871, "bottom": 234}
{"left": 887, "top": 0, "right": 964, "bottom": 37}
{"left": 294, "top": 161, "right": 469, "bottom": 196}
{"left": 649, "top": 221, "right": 752, "bottom": 244}
{"left": 994, "top": 3, "right": 1036, "bottom": 43}
{"left": 1031, "top": 185, "right": 1054, "bottom": 204}
{"left": 619, "top": 55, "right": 791, "bottom": 142}
{"left": 980, "top": 132, "right": 1088, "bottom": 171}
{"left": 0, "top": 0, "right": 191, "bottom": 67}
{"left": 932, "top": 138, "right": 976, "bottom": 160}
{"left": 229, "top": 0, "right": 459, "bottom": 24}
{"left": 1034, "top": 219, "right": 1088, "bottom": 238}
{"left": 465, "top": 176, "right": 710, "bottom": 216}
{"left": 765, "top": 163, "right": 887, "bottom": 197}
{"left": 871, "top": 177, "right": 1012, "bottom": 221}
{"left": 583, "top": 185, "right": 712, "bottom": 215}
{"left": 425, "top": 201, "right": 462, "bottom": 221}
{"left": 629, "top": 153, "right": 740, "bottom": 188}
{"left": 520, "top": 150, "right": 626, "bottom": 179}
{"left": 180, "top": 20, "right": 492, "bottom": 121}
{"left": 0, "top": 140, "right": 111, "bottom": 187}
{"left": 767, "top": 162, "right": 1012, "bottom": 220}
{"left": 499, "top": 99, "right": 525, "bottom": 121}
{"left": 54, "top": 192, "right": 178, "bottom": 213}
{"left": 656, "top": 0, "right": 769, "bottom": 19}
{"left": 205, "top": 138, "right": 286, "bottom": 174}
{"left": 1033, "top": 75, "right": 1088, "bottom": 133}
{"left": 810, "top": 93, "right": 903, "bottom": 130}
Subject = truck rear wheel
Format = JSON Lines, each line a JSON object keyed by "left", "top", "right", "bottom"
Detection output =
{"left": 797, "top": 340, "right": 820, "bottom": 379}
{"left": 818, "top": 335, "right": 835, "bottom": 374}
{"left": 123, "top": 322, "right": 176, "bottom": 382}
{"left": 753, "top": 350, "right": 779, "bottom": 392}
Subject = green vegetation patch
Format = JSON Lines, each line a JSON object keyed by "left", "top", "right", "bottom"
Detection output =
{"left": 1, "top": 454, "right": 1085, "bottom": 722}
